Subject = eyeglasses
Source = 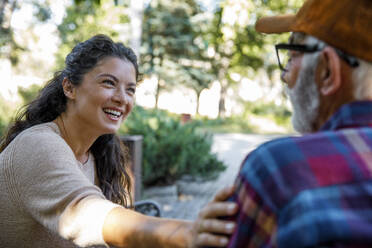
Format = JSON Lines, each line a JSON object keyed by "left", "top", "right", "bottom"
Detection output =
{"left": 275, "top": 43, "right": 360, "bottom": 72}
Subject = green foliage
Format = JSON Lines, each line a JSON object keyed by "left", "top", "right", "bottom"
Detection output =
{"left": 18, "top": 84, "right": 42, "bottom": 105}
{"left": 120, "top": 106, "right": 226, "bottom": 186}
{"left": 56, "top": 0, "right": 129, "bottom": 69}
{"left": 243, "top": 100, "right": 292, "bottom": 127}
{"left": 192, "top": 99, "right": 293, "bottom": 134}
{"left": 0, "top": 96, "right": 16, "bottom": 137}
{"left": 0, "top": 0, "right": 52, "bottom": 65}
{"left": 0, "top": 112, "right": 8, "bottom": 138}
{"left": 194, "top": 116, "right": 255, "bottom": 134}
{"left": 141, "top": 0, "right": 200, "bottom": 63}
{"left": 32, "top": 0, "right": 52, "bottom": 22}
{"left": 141, "top": 0, "right": 216, "bottom": 107}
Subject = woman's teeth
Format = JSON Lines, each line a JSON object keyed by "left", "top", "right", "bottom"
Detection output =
{"left": 103, "top": 109, "right": 122, "bottom": 117}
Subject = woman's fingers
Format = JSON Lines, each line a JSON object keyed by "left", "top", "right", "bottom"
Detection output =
{"left": 191, "top": 186, "right": 238, "bottom": 247}
{"left": 198, "top": 202, "right": 238, "bottom": 219}
{"left": 213, "top": 185, "right": 236, "bottom": 202}
{"left": 196, "top": 219, "right": 236, "bottom": 234}
{"left": 194, "top": 232, "right": 229, "bottom": 247}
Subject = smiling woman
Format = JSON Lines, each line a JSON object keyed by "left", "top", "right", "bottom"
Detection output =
{"left": 62, "top": 57, "right": 136, "bottom": 138}
{"left": 0, "top": 34, "right": 238, "bottom": 248}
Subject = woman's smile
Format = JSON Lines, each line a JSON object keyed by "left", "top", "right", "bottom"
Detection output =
{"left": 103, "top": 107, "right": 124, "bottom": 121}
{"left": 68, "top": 56, "right": 137, "bottom": 136}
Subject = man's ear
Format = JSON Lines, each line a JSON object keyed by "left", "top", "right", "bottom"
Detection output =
{"left": 318, "top": 47, "right": 342, "bottom": 96}
{"left": 62, "top": 77, "right": 76, "bottom": 100}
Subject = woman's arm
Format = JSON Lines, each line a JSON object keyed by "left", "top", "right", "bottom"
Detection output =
{"left": 103, "top": 186, "right": 237, "bottom": 248}
{"left": 103, "top": 207, "right": 193, "bottom": 248}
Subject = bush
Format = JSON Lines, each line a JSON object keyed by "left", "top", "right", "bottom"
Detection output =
{"left": 194, "top": 116, "right": 255, "bottom": 134}
{"left": 0, "top": 118, "right": 7, "bottom": 138}
{"left": 120, "top": 106, "right": 226, "bottom": 186}
{"left": 0, "top": 96, "right": 15, "bottom": 138}
{"left": 243, "top": 100, "right": 292, "bottom": 127}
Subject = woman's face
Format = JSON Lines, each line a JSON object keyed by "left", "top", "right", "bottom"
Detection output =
{"left": 68, "top": 56, "right": 136, "bottom": 135}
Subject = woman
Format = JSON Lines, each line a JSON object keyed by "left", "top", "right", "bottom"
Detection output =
{"left": 0, "top": 34, "right": 237, "bottom": 247}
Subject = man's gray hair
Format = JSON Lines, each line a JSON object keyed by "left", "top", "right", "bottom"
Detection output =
{"left": 297, "top": 33, "right": 372, "bottom": 101}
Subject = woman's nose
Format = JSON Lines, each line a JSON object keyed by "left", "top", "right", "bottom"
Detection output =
{"left": 113, "top": 88, "right": 128, "bottom": 105}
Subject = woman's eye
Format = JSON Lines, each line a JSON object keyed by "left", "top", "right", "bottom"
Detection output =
{"left": 103, "top": 80, "right": 115, "bottom": 86}
{"left": 127, "top": 88, "right": 136, "bottom": 94}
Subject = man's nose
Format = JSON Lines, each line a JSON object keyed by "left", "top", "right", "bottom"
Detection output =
{"left": 281, "top": 70, "right": 287, "bottom": 84}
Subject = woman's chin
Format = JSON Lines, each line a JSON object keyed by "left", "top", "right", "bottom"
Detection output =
{"left": 98, "top": 125, "right": 120, "bottom": 136}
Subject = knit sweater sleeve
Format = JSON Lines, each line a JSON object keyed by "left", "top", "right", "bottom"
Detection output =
{"left": 7, "top": 126, "right": 122, "bottom": 247}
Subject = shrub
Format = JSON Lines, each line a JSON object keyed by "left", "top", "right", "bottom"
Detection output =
{"left": 194, "top": 115, "right": 255, "bottom": 134}
{"left": 0, "top": 96, "right": 15, "bottom": 138}
{"left": 120, "top": 106, "right": 226, "bottom": 186}
{"left": 243, "top": 100, "right": 292, "bottom": 127}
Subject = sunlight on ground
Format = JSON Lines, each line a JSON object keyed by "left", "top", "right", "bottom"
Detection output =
{"left": 248, "top": 115, "right": 289, "bottom": 134}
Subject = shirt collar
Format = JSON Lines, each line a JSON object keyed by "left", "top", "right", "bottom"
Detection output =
{"left": 320, "top": 101, "right": 372, "bottom": 131}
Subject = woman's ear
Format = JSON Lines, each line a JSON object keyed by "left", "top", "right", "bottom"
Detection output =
{"left": 62, "top": 77, "right": 76, "bottom": 100}
{"left": 318, "top": 47, "right": 342, "bottom": 96}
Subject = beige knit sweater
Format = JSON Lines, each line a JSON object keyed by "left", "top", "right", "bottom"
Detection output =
{"left": 0, "top": 122, "right": 121, "bottom": 247}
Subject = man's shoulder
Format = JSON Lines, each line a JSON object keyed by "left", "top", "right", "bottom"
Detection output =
{"left": 249, "top": 129, "right": 354, "bottom": 160}
{"left": 238, "top": 128, "right": 372, "bottom": 209}
{"left": 244, "top": 134, "right": 303, "bottom": 163}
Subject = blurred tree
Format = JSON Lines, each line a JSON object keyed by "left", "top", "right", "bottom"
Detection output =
{"left": 128, "top": 0, "right": 144, "bottom": 58}
{"left": 178, "top": 10, "right": 218, "bottom": 115}
{"left": 141, "top": 0, "right": 203, "bottom": 108}
{"left": 0, "top": 94, "right": 18, "bottom": 137}
{"left": 56, "top": 0, "right": 130, "bottom": 69}
{"left": 183, "top": 66, "right": 214, "bottom": 114}
{"left": 204, "top": 0, "right": 303, "bottom": 117}
{"left": 203, "top": 6, "right": 232, "bottom": 117}
{"left": 0, "top": 0, "right": 51, "bottom": 65}
{"left": 18, "top": 84, "right": 42, "bottom": 105}
{"left": 72, "top": 0, "right": 144, "bottom": 57}
{"left": 0, "top": 96, "right": 10, "bottom": 137}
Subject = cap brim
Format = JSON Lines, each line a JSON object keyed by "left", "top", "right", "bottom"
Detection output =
{"left": 255, "top": 14, "right": 296, "bottom": 34}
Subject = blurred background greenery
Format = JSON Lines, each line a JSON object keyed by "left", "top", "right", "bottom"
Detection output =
{"left": 0, "top": 0, "right": 303, "bottom": 186}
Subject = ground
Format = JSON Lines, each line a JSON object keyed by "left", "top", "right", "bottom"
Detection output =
{"left": 143, "top": 133, "right": 287, "bottom": 219}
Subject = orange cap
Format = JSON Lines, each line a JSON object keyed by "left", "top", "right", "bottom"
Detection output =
{"left": 255, "top": 0, "right": 372, "bottom": 62}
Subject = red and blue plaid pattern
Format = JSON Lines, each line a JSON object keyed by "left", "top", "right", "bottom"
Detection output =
{"left": 228, "top": 101, "right": 372, "bottom": 248}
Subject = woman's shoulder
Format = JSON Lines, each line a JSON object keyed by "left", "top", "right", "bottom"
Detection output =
{"left": 0, "top": 121, "right": 77, "bottom": 178}
{"left": 16, "top": 122, "right": 61, "bottom": 141}
{"left": 10, "top": 122, "right": 72, "bottom": 156}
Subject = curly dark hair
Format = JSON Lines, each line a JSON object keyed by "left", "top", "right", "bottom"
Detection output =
{"left": 0, "top": 34, "right": 140, "bottom": 208}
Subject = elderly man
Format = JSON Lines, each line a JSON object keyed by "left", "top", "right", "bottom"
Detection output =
{"left": 224, "top": 0, "right": 372, "bottom": 247}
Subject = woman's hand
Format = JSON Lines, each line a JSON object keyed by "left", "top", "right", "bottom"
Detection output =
{"left": 190, "top": 185, "right": 238, "bottom": 248}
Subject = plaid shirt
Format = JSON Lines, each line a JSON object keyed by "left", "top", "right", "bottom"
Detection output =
{"left": 227, "top": 101, "right": 372, "bottom": 248}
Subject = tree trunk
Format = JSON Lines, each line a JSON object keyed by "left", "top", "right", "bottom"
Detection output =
{"left": 155, "top": 77, "right": 161, "bottom": 109}
{"left": 218, "top": 84, "right": 227, "bottom": 118}
{"left": 0, "top": 0, "right": 9, "bottom": 27}
{"left": 218, "top": 69, "right": 228, "bottom": 118}
{"left": 154, "top": 57, "right": 164, "bottom": 109}
{"left": 196, "top": 90, "right": 201, "bottom": 115}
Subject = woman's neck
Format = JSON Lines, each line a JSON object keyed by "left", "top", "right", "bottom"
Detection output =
{"left": 54, "top": 114, "right": 97, "bottom": 164}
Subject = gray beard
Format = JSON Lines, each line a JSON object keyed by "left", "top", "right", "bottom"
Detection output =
{"left": 285, "top": 55, "right": 320, "bottom": 134}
